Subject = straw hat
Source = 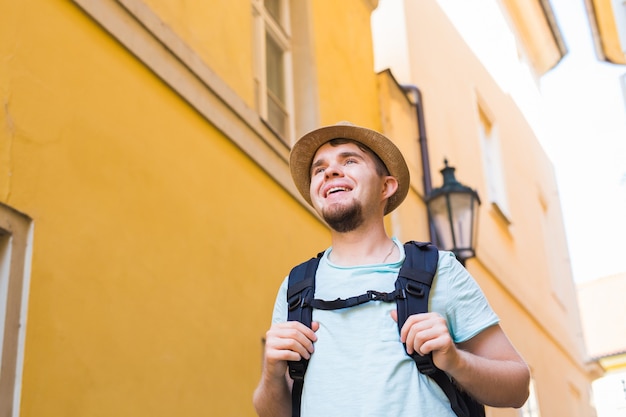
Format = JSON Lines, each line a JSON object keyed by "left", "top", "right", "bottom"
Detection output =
{"left": 289, "top": 122, "right": 410, "bottom": 215}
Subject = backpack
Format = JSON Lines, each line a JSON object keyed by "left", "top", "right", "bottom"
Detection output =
{"left": 286, "top": 241, "right": 485, "bottom": 417}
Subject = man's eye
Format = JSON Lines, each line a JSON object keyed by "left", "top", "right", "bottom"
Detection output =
{"left": 313, "top": 167, "right": 325, "bottom": 175}
{"left": 345, "top": 159, "right": 357, "bottom": 165}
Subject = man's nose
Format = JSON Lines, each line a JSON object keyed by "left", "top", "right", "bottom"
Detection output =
{"left": 324, "top": 162, "right": 343, "bottom": 178}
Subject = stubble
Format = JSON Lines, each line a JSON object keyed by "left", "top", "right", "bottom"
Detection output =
{"left": 322, "top": 200, "right": 364, "bottom": 233}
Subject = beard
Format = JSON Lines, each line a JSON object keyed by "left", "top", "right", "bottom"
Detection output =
{"left": 322, "top": 200, "right": 364, "bottom": 233}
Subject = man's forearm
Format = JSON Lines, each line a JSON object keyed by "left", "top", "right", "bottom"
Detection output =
{"left": 253, "top": 373, "right": 292, "bottom": 417}
{"left": 450, "top": 350, "right": 530, "bottom": 408}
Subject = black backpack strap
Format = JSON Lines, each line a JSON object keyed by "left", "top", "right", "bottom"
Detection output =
{"left": 286, "top": 253, "right": 322, "bottom": 417}
{"left": 397, "top": 241, "right": 484, "bottom": 417}
{"left": 395, "top": 241, "right": 439, "bottom": 374}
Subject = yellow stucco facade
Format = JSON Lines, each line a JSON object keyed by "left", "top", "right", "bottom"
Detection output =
{"left": 0, "top": 0, "right": 597, "bottom": 416}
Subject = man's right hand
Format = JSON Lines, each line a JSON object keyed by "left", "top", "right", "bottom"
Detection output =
{"left": 262, "top": 321, "right": 319, "bottom": 379}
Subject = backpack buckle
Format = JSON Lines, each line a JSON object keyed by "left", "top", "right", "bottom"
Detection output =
{"left": 288, "top": 295, "right": 311, "bottom": 311}
{"left": 288, "top": 295, "right": 301, "bottom": 311}
{"left": 367, "top": 290, "right": 386, "bottom": 301}
{"left": 405, "top": 281, "right": 425, "bottom": 297}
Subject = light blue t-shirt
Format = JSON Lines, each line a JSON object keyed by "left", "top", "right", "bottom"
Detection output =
{"left": 271, "top": 238, "right": 499, "bottom": 417}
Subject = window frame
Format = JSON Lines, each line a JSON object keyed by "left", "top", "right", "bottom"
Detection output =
{"left": 0, "top": 203, "right": 33, "bottom": 417}
{"left": 252, "top": 0, "right": 295, "bottom": 144}
{"left": 478, "top": 105, "right": 512, "bottom": 223}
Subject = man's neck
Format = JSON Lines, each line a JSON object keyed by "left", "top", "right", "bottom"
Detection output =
{"left": 328, "top": 222, "right": 396, "bottom": 266}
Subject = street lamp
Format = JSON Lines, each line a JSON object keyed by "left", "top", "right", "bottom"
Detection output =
{"left": 425, "top": 160, "right": 481, "bottom": 264}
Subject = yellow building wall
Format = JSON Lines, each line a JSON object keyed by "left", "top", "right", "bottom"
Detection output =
{"left": 310, "top": 0, "right": 382, "bottom": 128}
{"left": 141, "top": 0, "right": 256, "bottom": 107}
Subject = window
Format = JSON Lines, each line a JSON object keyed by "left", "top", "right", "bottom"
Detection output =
{"left": 478, "top": 106, "right": 511, "bottom": 221}
{"left": 0, "top": 203, "right": 33, "bottom": 417}
{"left": 253, "top": 0, "right": 294, "bottom": 143}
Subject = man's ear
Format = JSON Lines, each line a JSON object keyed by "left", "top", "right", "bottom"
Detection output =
{"left": 382, "top": 176, "right": 399, "bottom": 200}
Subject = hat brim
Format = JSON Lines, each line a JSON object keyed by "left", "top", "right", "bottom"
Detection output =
{"left": 289, "top": 123, "right": 410, "bottom": 215}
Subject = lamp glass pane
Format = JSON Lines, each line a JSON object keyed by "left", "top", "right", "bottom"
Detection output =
{"left": 428, "top": 194, "right": 454, "bottom": 251}
{"left": 448, "top": 192, "right": 474, "bottom": 259}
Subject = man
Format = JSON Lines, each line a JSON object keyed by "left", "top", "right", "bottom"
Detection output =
{"left": 253, "top": 122, "right": 530, "bottom": 416}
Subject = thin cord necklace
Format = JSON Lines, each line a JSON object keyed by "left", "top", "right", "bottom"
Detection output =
{"left": 381, "top": 241, "right": 396, "bottom": 263}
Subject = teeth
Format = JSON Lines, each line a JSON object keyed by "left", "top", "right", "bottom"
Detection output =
{"left": 327, "top": 187, "right": 347, "bottom": 197}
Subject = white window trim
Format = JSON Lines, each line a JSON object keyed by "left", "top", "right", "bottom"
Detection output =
{"left": 478, "top": 106, "right": 512, "bottom": 223}
{"left": 0, "top": 203, "right": 34, "bottom": 417}
{"left": 252, "top": 0, "right": 296, "bottom": 143}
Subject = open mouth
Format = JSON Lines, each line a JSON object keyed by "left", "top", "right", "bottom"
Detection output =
{"left": 325, "top": 186, "right": 351, "bottom": 198}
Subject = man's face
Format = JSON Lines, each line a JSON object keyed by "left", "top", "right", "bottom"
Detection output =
{"left": 309, "top": 141, "right": 388, "bottom": 232}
